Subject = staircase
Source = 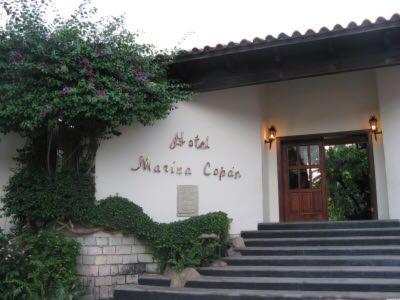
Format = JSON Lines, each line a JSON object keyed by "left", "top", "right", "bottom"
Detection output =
{"left": 115, "top": 220, "right": 400, "bottom": 299}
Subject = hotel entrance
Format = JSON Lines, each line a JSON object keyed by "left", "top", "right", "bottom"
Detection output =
{"left": 277, "top": 130, "right": 377, "bottom": 223}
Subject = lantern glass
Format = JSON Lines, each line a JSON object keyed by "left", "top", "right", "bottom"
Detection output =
{"left": 369, "top": 116, "right": 378, "bottom": 132}
{"left": 268, "top": 126, "right": 276, "bottom": 140}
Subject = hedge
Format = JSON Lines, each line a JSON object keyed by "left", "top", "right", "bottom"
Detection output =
{"left": 89, "top": 196, "right": 230, "bottom": 271}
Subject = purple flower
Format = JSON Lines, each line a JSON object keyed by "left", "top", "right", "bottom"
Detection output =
{"left": 88, "top": 81, "right": 95, "bottom": 88}
{"left": 94, "top": 89, "right": 107, "bottom": 97}
{"left": 85, "top": 69, "right": 96, "bottom": 78}
{"left": 132, "top": 67, "right": 147, "bottom": 81}
{"left": 60, "top": 86, "right": 70, "bottom": 96}
{"left": 80, "top": 58, "right": 90, "bottom": 67}
{"left": 9, "top": 51, "right": 23, "bottom": 62}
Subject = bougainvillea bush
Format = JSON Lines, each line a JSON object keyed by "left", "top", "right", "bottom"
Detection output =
{"left": 0, "top": 0, "right": 228, "bottom": 286}
{"left": 0, "top": 0, "right": 192, "bottom": 228}
{"left": 0, "top": 0, "right": 191, "bottom": 177}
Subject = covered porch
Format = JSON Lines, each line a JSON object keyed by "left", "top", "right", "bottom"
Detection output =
{"left": 169, "top": 15, "right": 400, "bottom": 226}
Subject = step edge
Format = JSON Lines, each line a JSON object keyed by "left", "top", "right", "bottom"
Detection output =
{"left": 115, "top": 284, "right": 400, "bottom": 298}
{"left": 242, "top": 227, "right": 400, "bottom": 234}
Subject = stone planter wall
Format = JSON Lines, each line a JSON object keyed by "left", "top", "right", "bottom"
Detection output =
{"left": 69, "top": 231, "right": 158, "bottom": 299}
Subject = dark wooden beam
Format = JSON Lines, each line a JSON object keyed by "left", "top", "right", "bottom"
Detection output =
{"left": 169, "top": 25, "right": 400, "bottom": 92}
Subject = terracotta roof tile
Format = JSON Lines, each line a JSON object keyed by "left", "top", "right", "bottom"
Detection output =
{"left": 346, "top": 22, "right": 357, "bottom": 29}
{"left": 177, "top": 14, "right": 400, "bottom": 59}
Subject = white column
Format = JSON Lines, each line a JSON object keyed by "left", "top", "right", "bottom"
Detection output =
{"left": 376, "top": 66, "right": 400, "bottom": 219}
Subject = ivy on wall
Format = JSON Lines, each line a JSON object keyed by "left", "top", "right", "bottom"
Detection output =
{"left": 90, "top": 196, "right": 230, "bottom": 272}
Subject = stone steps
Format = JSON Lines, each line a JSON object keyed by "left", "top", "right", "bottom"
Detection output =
{"left": 224, "top": 255, "right": 400, "bottom": 266}
{"left": 237, "top": 245, "right": 400, "bottom": 256}
{"left": 115, "top": 284, "right": 400, "bottom": 300}
{"left": 198, "top": 265, "right": 400, "bottom": 278}
{"left": 114, "top": 220, "right": 400, "bottom": 299}
{"left": 258, "top": 220, "right": 400, "bottom": 230}
{"left": 244, "top": 236, "right": 400, "bottom": 247}
{"left": 241, "top": 227, "right": 400, "bottom": 239}
{"left": 186, "top": 276, "right": 400, "bottom": 292}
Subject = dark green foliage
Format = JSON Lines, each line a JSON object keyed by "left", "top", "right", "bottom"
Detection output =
{"left": 326, "top": 144, "right": 371, "bottom": 220}
{"left": 0, "top": 0, "right": 191, "bottom": 230}
{"left": 0, "top": 0, "right": 222, "bottom": 280}
{"left": 89, "top": 196, "right": 154, "bottom": 236}
{"left": 90, "top": 196, "right": 230, "bottom": 271}
{"left": 0, "top": 0, "right": 192, "bottom": 177}
{"left": 2, "top": 167, "right": 95, "bottom": 228}
{"left": 0, "top": 229, "right": 82, "bottom": 299}
{"left": 0, "top": 0, "right": 191, "bottom": 136}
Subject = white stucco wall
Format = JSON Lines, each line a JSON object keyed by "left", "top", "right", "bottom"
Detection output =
{"left": 376, "top": 66, "right": 400, "bottom": 220}
{"left": 0, "top": 134, "right": 24, "bottom": 232}
{"left": 95, "top": 86, "right": 264, "bottom": 234}
{"left": 0, "top": 70, "right": 393, "bottom": 234}
{"left": 259, "top": 70, "right": 389, "bottom": 221}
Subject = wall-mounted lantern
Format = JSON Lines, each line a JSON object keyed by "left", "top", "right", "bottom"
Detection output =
{"left": 369, "top": 115, "right": 382, "bottom": 141}
{"left": 264, "top": 126, "right": 277, "bottom": 149}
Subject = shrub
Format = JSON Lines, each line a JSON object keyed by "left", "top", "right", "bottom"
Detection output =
{"left": 326, "top": 144, "right": 371, "bottom": 220}
{"left": 0, "top": 229, "right": 82, "bottom": 299}
{"left": 0, "top": 0, "right": 192, "bottom": 177}
{"left": 2, "top": 167, "right": 95, "bottom": 228}
{"left": 90, "top": 196, "right": 230, "bottom": 271}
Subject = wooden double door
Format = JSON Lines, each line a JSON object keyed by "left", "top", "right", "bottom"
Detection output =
{"left": 280, "top": 142, "right": 328, "bottom": 222}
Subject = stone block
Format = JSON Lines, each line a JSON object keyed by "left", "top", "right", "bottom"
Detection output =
{"left": 122, "top": 255, "right": 138, "bottom": 264}
{"left": 112, "top": 275, "right": 126, "bottom": 285}
{"left": 93, "top": 287, "right": 100, "bottom": 300}
{"left": 109, "top": 236, "right": 122, "bottom": 246}
{"left": 99, "top": 285, "right": 112, "bottom": 299}
{"left": 131, "top": 245, "right": 147, "bottom": 254}
{"left": 102, "top": 246, "right": 116, "bottom": 254}
{"left": 82, "top": 255, "right": 96, "bottom": 265}
{"left": 94, "top": 255, "right": 107, "bottom": 265}
{"left": 146, "top": 263, "right": 159, "bottom": 273}
{"left": 116, "top": 245, "right": 131, "bottom": 255}
{"left": 86, "top": 276, "right": 96, "bottom": 288}
{"left": 78, "top": 265, "right": 98, "bottom": 276}
{"left": 122, "top": 236, "right": 136, "bottom": 245}
{"left": 87, "top": 246, "right": 102, "bottom": 255}
{"left": 111, "top": 265, "right": 119, "bottom": 275}
{"left": 95, "top": 276, "right": 112, "bottom": 286}
{"left": 84, "top": 236, "right": 97, "bottom": 246}
{"left": 230, "top": 236, "right": 246, "bottom": 249}
{"left": 98, "top": 265, "right": 111, "bottom": 276}
{"left": 107, "top": 255, "right": 123, "bottom": 264}
{"left": 126, "top": 275, "right": 138, "bottom": 284}
{"left": 76, "top": 255, "right": 83, "bottom": 265}
{"left": 77, "top": 265, "right": 86, "bottom": 276}
{"left": 69, "top": 231, "right": 161, "bottom": 299}
{"left": 96, "top": 237, "right": 108, "bottom": 246}
{"left": 138, "top": 254, "right": 153, "bottom": 263}
{"left": 119, "top": 263, "right": 146, "bottom": 275}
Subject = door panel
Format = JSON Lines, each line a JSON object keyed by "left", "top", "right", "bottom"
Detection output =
{"left": 282, "top": 142, "right": 328, "bottom": 222}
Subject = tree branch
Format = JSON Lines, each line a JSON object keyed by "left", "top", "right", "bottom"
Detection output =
{"left": 46, "top": 129, "right": 54, "bottom": 175}
{"left": 57, "top": 221, "right": 111, "bottom": 235}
